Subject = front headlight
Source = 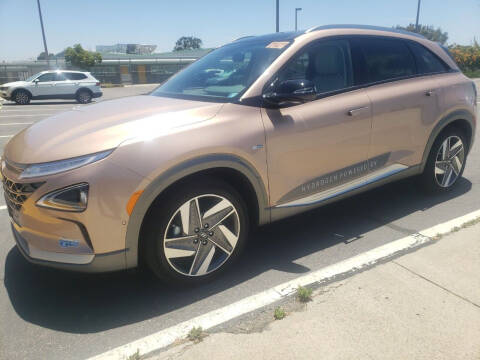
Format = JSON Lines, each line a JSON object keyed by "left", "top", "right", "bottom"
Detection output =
{"left": 20, "top": 149, "right": 113, "bottom": 179}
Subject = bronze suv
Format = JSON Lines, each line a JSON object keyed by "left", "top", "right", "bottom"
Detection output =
{"left": 1, "top": 25, "right": 476, "bottom": 284}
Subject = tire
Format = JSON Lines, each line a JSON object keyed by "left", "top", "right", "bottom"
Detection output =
{"left": 76, "top": 90, "right": 92, "bottom": 104}
{"left": 420, "top": 127, "right": 468, "bottom": 193}
{"left": 13, "top": 90, "right": 31, "bottom": 105}
{"left": 143, "top": 177, "right": 249, "bottom": 285}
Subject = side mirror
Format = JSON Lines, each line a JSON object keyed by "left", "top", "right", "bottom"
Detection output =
{"left": 33, "top": 79, "right": 39, "bottom": 84}
{"left": 263, "top": 79, "right": 316, "bottom": 104}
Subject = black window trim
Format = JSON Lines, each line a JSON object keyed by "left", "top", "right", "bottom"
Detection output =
{"left": 256, "top": 35, "right": 459, "bottom": 108}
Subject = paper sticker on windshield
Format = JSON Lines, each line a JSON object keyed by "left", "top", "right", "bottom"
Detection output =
{"left": 266, "top": 41, "right": 289, "bottom": 49}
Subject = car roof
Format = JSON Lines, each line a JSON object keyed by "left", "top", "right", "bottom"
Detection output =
{"left": 234, "top": 24, "right": 426, "bottom": 44}
{"left": 39, "top": 70, "right": 89, "bottom": 74}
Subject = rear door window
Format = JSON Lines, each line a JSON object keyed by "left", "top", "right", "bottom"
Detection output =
{"left": 407, "top": 42, "right": 449, "bottom": 74}
{"left": 64, "top": 73, "right": 88, "bottom": 80}
{"left": 358, "top": 38, "right": 416, "bottom": 83}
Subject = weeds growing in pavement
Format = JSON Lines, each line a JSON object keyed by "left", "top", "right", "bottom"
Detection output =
{"left": 274, "top": 307, "right": 286, "bottom": 320}
{"left": 296, "top": 285, "right": 313, "bottom": 303}
{"left": 126, "top": 349, "right": 141, "bottom": 360}
{"left": 188, "top": 326, "right": 207, "bottom": 343}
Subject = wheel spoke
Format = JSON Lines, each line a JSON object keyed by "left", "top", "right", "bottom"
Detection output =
{"left": 440, "top": 140, "right": 449, "bottom": 160}
{"left": 442, "top": 167, "right": 453, "bottom": 187}
{"left": 451, "top": 157, "right": 461, "bottom": 176}
{"left": 449, "top": 144, "right": 464, "bottom": 160}
{"left": 164, "top": 236, "right": 198, "bottom": 258}
{"left": 179, "top": 199, "right": 202, "bottom": 235}
{"left": 203, "top": 199, "right": 234, "bottom": 228}
{"left": 189, "top": 241, "right": 215, "bottom": 275}
{"left": 209, "top": 226, "right": 236, "bottom": 254}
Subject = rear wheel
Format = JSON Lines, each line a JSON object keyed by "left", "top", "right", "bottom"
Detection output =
{"left": 420, "top": 128, "right": 467, "bottom": 193}
{"left": 143, "top": 178, "right": 249, "bottom": 285}
{"left": 14, "top": 90, "right": 31, "bottom": 105}
{"left": 76, "top": 90, "right": 92, "bottom": 104}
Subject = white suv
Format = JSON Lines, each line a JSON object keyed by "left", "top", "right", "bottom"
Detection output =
{"left": 0, "top": 70, "right": 103, "bottom": 105}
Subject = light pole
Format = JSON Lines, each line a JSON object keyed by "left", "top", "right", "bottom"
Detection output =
{"left": 295, "top": 7, "right": 302, "bottom": 31}
{"left": 276, "top": 0, "right": 280, "bottom": 32}
{"left": 36, "top": 0, "right": 50, "bottom": 67}
{"left": 415, "top": 0, "right": 422, "bottom": 32}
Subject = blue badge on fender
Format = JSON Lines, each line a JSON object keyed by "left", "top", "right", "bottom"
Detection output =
{"left": 59, "top": 239, "right": 79, "bottom": 248}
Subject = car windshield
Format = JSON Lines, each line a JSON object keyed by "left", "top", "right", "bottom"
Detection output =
{"left": 152, "top": 39, "right": 291, "bottom": 101}
{"left": 25, "top": 73, "right": 40, "bottom": 82}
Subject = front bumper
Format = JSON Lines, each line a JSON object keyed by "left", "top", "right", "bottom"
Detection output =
{"left": 12, "top": 224, "right": 126, "bottom": 272}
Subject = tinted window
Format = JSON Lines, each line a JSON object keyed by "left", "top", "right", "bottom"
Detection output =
{"left": 408, "top": 42, "right": 448, "bottom": 74}
{"left": 64, "top": 72, "right": 87, "bottom": 80}
{"left": 54, "top": 73, "right": 66, "bottom": 81}
{"left": 278, "top": 39, "right": 354, "bottom": 94}
{"left": 36, "top": 73, "right": 56, "bottom": 82}
{"left": 359, "top": 38, "right": 416, "bottom": 83}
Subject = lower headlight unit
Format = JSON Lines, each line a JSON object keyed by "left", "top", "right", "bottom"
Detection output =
{"left": 36, "top": 183, "right": 89, "bottom": 212}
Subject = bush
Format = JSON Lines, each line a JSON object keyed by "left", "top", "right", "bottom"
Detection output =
{"left": 448, "top": 42, "right": 480, "bottom": 77}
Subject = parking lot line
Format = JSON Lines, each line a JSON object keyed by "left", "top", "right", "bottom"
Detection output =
{"left": 0, "top": 135, "right": 14, "bottom": 138}
{"left": 0, "top": 206, "right": 6, "bottom": 210}
{"left": 0, "top": 114, "right": 58, "bottom": 118}
{"left": 88, "top": 209, "right": 480, "bottom": 360}
{"left": 0, "top": 122, "right": 33, "bottom": 125}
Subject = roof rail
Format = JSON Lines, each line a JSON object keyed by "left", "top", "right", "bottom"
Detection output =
{"left": 305, "top": 24, "right": 426, "bottom": 40}
{"left": 233, "top": 35, "right": 255, "bottom": 42}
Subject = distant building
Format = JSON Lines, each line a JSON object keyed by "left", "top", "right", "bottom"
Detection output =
{"left": 96, "top": 44, "right": 157, "bottom": 55}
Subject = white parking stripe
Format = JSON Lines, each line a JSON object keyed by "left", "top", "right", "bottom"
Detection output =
{"left": 0, "top": 135, "right": 14, "bottom": 138}
{"left": 0, "top": 205, "right": 6, "bottom": 210}
{"left": 0, "top": 114, "right": 56, "bottom": 117}
{"left": 88, "top": 209, "right": 480, "bottom": 360}
{"left": 0, "top": 122, "right": 33, "bottom": 125}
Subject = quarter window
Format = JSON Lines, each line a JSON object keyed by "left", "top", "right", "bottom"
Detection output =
{"left": 278, "top": 39, "right": 354, "bottom": 94}
{"left": 359, "top": 38, "right": 416, "bottom": 83}
{"left": 408, "top": 42, "right": 449, "bottom": 74}
{"left": 64, "top": 72, "right": 88, "bottom": 80}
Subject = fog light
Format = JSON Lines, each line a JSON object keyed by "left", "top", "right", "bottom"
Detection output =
{"left": 36, "top": 183, "right": 89, "bottom": 212}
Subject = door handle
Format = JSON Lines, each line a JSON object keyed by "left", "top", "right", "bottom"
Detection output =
{"left": 425, "top": 90, "right": 435, "bottom": 97}
{"left": 347, "top": 106, "right": 369, "bottom": 116}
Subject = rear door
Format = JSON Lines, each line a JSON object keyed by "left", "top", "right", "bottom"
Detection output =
{"left": 353, "top": 37, "right": 444, "bottom": 169}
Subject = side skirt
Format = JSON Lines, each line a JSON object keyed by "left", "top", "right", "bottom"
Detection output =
{"left": 270, "top": 164, "right": 422, "bottom": 223}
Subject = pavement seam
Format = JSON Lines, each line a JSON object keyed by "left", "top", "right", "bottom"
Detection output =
{"left": 392, "top": 260, "right": 480, "bottom": 309}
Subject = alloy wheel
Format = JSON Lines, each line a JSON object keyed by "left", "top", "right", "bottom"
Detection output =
{"left": 78, "top": 92, "right": 91, "bottom": 103}
{"left": 435, "top": 135, "right": 465, "bottom": 188}
{"left": 15, "top": 91, "right": 29, "bottom": 104}
{"left": 163, "top": 194, "right": 240, "bottom": 277}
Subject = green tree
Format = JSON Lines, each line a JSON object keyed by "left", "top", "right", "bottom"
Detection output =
{"left": 173, "top": 36, "right": 203, "bottom": 51}
{"left": 64, "top": 44, "right": 102, "bottom": 69}
{"left": 37, "top": 51, "right": 55, "bottom": 60}
{"left": 395, "top": 24, "right": 448, "bottom": 44}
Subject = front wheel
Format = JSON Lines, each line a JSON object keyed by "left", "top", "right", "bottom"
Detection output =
{"left": 143, "top": 178, "right": 249, "bottom": 285}
{"left": 14, "top": 90, "right": 31, "bottom": 105}
{"left": 420, "top": 128, "right": 468, "bottom": 193}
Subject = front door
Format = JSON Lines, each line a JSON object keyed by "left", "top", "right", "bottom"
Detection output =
{"left": 31, "top": 72, "right": 57, "bottom": 96}
{"left": 262, "top": 39, "right": 372, "bottom": 208}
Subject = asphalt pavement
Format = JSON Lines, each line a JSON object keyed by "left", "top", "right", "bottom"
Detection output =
{"left": 0, "top": 82, "right": 479, "bottom": 360}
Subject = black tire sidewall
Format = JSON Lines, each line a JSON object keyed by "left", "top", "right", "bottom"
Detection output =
{"left": 144, "top": 178, "right": 249, "bottom": 285}
{"left": 14, "top": 90, "right": 30, "bottom": 105}
{"left": 76, "top": 90, "right": 92, "bottom": 104}
{"left": 421, "top": 128, "right": 468, "bottom": 193}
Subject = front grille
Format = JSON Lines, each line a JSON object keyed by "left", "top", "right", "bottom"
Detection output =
{"left": 2, "top": 176, "right": 43, "bottom": 211}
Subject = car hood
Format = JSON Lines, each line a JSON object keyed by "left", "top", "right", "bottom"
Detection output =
{"left": 1, "top": 81, "right": 30, "bottom": 88}
{"left": 4, "top": 95, "right": 224, "bottom": 164}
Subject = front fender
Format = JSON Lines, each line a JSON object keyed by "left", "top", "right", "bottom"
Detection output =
{"left": 124, "top": 154, "right": 270, "bottom": 268}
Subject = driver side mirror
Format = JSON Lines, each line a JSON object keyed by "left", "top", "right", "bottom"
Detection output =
{"left": 263, "top": 79, "right": 316, "bottom": 105}
{"left": 33, "top": 79, "right": 39, "bottom": 84}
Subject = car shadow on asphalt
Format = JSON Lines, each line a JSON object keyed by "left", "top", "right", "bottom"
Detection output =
{"left": 2, "top": 101, "right": 81, "bottom": 106}
{"left": 3, "top": 177, "right": 472, "bottom": 334}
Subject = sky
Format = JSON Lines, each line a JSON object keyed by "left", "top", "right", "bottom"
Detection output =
{"left": 0, "top": 0, "right": 479, "bottom": 61}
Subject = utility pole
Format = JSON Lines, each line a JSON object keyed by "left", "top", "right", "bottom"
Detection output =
{"left": 276, "top": 0, "right": 280, "bottom": 32}
{"left": 295, "top": 7, "right": 302, "bottom": 31}
{"left": 415, "top": 0, "right": 422, "bottom": 32}
{"left": 36, "top": 0, "right": 50, "bottom": 67}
